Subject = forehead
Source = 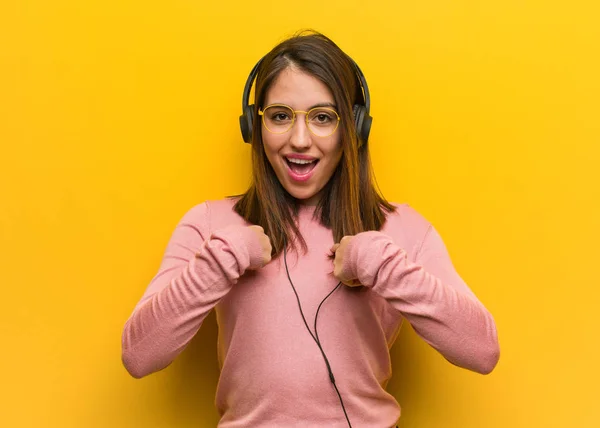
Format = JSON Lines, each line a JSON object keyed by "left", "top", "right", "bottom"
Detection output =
{"left": 264, "top": 67, "right": 334, "bottom": 108}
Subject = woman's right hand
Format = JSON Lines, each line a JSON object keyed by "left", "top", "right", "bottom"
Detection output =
{"left": 248, "top": 225, "right": 272, "bottom": 268}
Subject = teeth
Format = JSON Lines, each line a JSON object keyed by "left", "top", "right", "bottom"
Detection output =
{"left": 287, "top": 158, "right": 316, "bottom": 165}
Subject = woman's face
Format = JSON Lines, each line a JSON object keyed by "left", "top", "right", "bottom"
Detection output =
{"left": 261, "top": 67, "right": 343, "bottom": 206}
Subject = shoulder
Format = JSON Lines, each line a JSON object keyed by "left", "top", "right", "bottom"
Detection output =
{"left": 385, "top": 202, "right": 432, "bottom": 231}
{"left": 380, "top": 202, "right": 433, "bottom": 261}
{"left": 179, "top": 197, "right": 249, "bottom": 235}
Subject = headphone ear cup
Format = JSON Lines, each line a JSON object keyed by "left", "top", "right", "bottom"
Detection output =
{"left": 239, "top": 104, "right": 255, "bottom": 143}
{"left": 361, "top": 112, "right": 372, "bottom": 145}
{"left": 353, "top": 104, "right": 371, "bottom": 146}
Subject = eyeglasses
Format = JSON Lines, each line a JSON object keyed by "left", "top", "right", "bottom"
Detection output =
{"left": 258, "top": 104, "right": 340, "bottom": 137}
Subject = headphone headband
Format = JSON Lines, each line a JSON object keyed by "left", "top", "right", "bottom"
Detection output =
{"left": 351, "top": 60, "right": 370, "bottom": 112}
{"left": 241, "top": 57, "right": 264, "bottom": 114}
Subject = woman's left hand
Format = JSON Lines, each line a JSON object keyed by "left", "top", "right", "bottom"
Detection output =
{"left": 331, "top": 236, "right": 361, "bottom": 287}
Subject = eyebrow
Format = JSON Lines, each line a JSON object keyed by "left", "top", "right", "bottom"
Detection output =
{"left": 308, "top": 102, "right": 337, "bottom": 110}
{"left": 269, "top": 102, "right": 338, "bottom": 110}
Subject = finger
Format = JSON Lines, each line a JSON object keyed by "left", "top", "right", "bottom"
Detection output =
{"left": 342, "top": 279, "right": 361, "bottom": 287}
{"left": 330, "top": 243, "right": 340, "bottom": 253}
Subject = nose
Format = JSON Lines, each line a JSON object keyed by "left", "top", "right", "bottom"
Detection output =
{"left": 289, "top": 115, "right": 311, "bottom": 150}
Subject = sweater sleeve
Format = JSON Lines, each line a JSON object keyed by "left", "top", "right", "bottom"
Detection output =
{"left": 121, "top": 202, "right": 264, "bottom": 378}
{"left": 340, "top": 227, "right": 500, "bottom": 374}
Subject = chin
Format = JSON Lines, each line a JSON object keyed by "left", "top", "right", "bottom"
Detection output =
{"left": 285, "top": 186, "right": 322, "bottom": 205}
{"left": 288, "top": 190, "right": 316, "bottom": 201}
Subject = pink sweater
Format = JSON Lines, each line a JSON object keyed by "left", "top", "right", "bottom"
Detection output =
{"left": 122, "top": 199, "right": 499, "bottom": 427}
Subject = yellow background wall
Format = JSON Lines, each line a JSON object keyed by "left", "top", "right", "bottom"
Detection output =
{"left": 1, "top": 1, "right": 598, "bottom": 427}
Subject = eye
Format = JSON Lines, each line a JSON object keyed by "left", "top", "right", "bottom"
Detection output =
{"left": 273, "top": 112, "right": 291, "bottom": 122}
{"left": 315, "top": 113, "right": 332, "bottom": 123}
{"left": 266, "top": 107, "right": 293, "bottom": 123}
{"left": 309, "top": 109, "right": 337, "bottom": 126}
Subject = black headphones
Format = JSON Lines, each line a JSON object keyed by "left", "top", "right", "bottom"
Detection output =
{"left": 239, "top": 56, "right": 373, "bottom": 146}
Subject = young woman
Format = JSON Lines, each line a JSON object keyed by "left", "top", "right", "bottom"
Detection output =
{"left": 122, "top": 31, "right": 500, "bottom": 427}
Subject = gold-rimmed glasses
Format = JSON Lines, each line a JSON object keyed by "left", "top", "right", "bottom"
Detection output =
{"left": 258, "top": 104, "right": 340, "bottom": 137}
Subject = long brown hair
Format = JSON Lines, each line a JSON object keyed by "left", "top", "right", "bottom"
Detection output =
{"left": 233, "top": 30, "right": 395, "bottom": 256}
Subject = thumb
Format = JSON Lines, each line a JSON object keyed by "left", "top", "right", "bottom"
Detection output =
{"left": 330, "top": 243, "right": 340, "bottom": 254}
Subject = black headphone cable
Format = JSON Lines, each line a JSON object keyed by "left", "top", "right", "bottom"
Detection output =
{"left": 283, "top": 246, "right": 353, "bottom": 428}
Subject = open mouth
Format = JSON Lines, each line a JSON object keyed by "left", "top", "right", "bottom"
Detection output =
{"left": 285, "top": 157, "right": 319, "bottom": 176}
